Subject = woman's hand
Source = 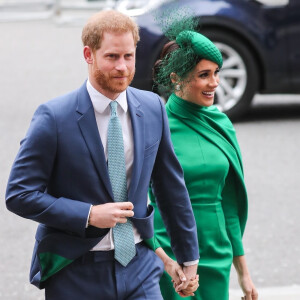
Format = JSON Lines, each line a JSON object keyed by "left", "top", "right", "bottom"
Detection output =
{"left": 164, "top": 257, "right": 187, "bottom": 286}
{"left": 238, "top": 273, "right": 258, "bottom": 300}
{"left": 154, "top": 247, "right": 186, "bottom": 286}
{"left": 233, "top": 255, "right": 258, "bottom": 300}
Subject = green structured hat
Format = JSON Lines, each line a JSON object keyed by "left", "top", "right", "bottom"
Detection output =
{"left": 153, "top": 7, "right": 223, "bottom": 93}
{"left": 176, "top": 30, "right": 223, "bottom": 68}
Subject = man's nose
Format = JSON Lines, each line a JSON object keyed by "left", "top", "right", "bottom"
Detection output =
{"left": 115, "top": 59, "right": 127, "bottom": 71}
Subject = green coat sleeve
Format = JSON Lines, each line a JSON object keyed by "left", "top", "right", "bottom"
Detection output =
{"left": 144, "top": 236, "right": 161, "bottom": 251}
{"left": 221, "top": 167, "right": 245, "bottom": 256}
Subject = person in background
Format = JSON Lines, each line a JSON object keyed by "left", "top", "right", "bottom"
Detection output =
{"left": 150, "top": 28, "right": 258, "bottom": 300}
{"left": 5, "top": 10, "right": 199, "bottom": 300}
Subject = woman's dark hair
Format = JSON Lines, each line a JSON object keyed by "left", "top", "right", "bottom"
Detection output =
{"left": 152, "top": 40, "right": 201, "bottom": 95}
{"left": 153, "top": 41, "right": 180, "bottom": 83}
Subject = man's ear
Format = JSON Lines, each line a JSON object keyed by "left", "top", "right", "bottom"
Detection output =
{"left": 83, "top": 46, "right": 94, "bottom": 64}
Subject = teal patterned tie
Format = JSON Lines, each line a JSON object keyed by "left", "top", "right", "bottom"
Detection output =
{"left": 107, "top": 101, "right": 136, "bottom": 267}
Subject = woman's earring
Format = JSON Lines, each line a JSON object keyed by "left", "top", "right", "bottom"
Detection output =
{"left": 175, "top": 84, "right": 181, "bottom": 91}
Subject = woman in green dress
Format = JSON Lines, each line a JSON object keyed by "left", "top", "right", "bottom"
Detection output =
{"left": 148, "top": 30, "right": 258, "bottom": 300}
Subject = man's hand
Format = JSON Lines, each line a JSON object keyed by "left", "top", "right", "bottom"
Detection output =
{"left": 89, "top": 202, "right": 134, "bottom": 228}
{"left": 175, "top": 264, "right": 198, "bottom": 293}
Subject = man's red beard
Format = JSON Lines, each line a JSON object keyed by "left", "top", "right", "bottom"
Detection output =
{"left": 93, "top": 68, "right": 135, "bottom": 94}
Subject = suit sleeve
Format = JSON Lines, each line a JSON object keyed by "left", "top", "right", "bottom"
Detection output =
{"left": 5, "top": 104, "right": 91, "bottom": 237}
{"left": 150, "top": 96, "right": 199, "bottom": 264}
{"left": 221, "top": 167, "right": 245, "bottom": 256}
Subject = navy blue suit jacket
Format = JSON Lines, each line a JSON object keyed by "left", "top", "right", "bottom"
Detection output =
{"left": 6, "top": 83, "right": 198, "bottom": 289}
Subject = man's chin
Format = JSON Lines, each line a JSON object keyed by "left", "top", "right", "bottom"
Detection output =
{"left": 110, "top": 86, "right": 128, "bottom": 94}
{"left": 111, "top": 81, "right": 132, "bottom": 93}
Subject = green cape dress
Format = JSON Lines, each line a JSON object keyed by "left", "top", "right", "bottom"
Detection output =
{"left": 148, "top": 93, "right": 248, "bottom": 300}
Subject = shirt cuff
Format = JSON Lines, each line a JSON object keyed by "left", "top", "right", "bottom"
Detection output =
{"left": 85, "top": 205, "right": 93, "bottom": 228}
{"left": 182, "top": 259, "right": 199, "bottom": 267}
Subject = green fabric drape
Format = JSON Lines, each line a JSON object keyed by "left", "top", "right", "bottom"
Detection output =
{"left": 167, "top": 93, "right": 248, "bottom": 250}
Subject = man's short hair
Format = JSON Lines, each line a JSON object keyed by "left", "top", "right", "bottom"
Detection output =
{"left": 82, "top": 10, "right": 140, "bottom": 50}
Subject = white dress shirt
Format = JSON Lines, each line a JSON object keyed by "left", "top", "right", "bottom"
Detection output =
{"left": 86, "top": 80, "right": 142, "bottom": 251}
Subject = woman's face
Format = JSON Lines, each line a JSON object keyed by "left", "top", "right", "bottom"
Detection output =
{"left": 177, "top": 59, "right": 220, "bottom": 107}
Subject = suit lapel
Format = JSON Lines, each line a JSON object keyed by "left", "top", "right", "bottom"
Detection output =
{"left": 127, "top": 88, "right": 144, "bottom": 201}
{"left": 76, "top": 83, "right": 113, "bottom": 199}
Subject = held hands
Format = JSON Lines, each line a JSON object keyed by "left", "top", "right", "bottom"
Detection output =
{"left": 174, "top": 275, "right": 199, "bottom": 297}
{"left": 175, "top": 264, "right": 199, "bottom": 297}
{"left": 89, "top": 202, "right": 134, "bottom": 228}
{"left": 164, "top": 259, "right": 199, "bottom": 297}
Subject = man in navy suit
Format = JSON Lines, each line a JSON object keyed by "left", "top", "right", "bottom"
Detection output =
{"left": 6, "top": 10, "right": 199, "bottom": 299}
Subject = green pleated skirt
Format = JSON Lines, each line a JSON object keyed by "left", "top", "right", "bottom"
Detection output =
{"left": 153, "top": 201, "right": 233, "bottom": 300}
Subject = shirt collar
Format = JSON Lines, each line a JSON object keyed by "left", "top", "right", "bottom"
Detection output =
{"left": 86, "top": 79, "right": 128, "bottom": 114}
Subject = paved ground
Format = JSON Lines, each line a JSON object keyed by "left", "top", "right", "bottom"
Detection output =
{"left": 1, "top": 18, "right": 300, "bottom": 300}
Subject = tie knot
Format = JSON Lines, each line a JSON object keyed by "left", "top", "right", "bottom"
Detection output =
{"left": 110, "top": 101, "right": 118, "bottom": 116}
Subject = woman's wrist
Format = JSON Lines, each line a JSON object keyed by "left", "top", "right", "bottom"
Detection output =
{"left": 233, "top": 255, "right": 250, "bottom": 277}
{"left": 155, "top": 247, "right": 173, "bottom": 266}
